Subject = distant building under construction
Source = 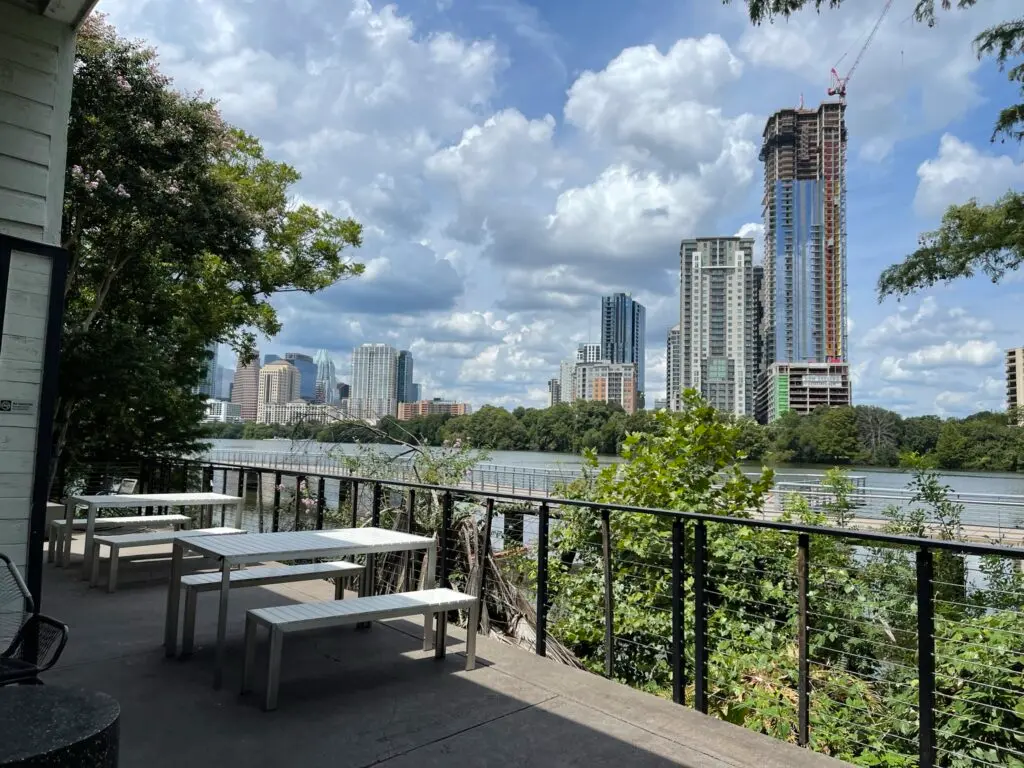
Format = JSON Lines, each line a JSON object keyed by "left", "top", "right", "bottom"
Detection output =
{"left": 756, "top": 102, "right": 850, "bottom": 422}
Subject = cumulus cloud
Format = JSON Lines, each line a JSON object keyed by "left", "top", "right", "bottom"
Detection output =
{"left": 914, "top": 134, "right": 1024, "bottom": 217}
{"left": 859, "top": 297, "right": 994, "bottom": 350}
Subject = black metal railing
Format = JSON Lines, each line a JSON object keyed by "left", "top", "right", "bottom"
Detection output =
{"left": 74, "top": 457, "right": 1024, "bottom": 768}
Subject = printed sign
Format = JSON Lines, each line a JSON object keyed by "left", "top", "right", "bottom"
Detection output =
{"left": 0, "top": 399, "right": 35, "bottom": 414}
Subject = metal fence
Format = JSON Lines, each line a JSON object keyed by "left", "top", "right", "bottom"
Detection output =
{"left": 106, "top": 456, "right": 1024, "bottom": 768}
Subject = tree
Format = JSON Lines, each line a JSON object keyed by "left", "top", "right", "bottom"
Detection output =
{"left": 728, "top": 0, "right": 1024, "bottom": 297}
{"left": 55, "top": 17, "right": 363, "bottom": 491}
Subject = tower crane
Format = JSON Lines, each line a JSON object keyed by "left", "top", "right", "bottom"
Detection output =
{"left": 827, "top": 0, "right": 895, "bottom": 104}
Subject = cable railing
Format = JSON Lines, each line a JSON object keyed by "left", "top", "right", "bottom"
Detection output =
{"left": 97, "top": 456, "right": 1024, "bottom": 768}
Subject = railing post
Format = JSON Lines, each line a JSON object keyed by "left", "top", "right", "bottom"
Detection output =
{"left": 315, "top": 477, "right": 326, "bottom": 530}
{"left": 917, "top": 548, "right": 936, "bottom": 768}
{"left": 536, "top": 502, "right": 549, "bottom": 657}
{"left": 693, "top": 519, "right": 708, "bottom": 714}
{"left": 404, "top": 489, "right": 416, "bottom": 592}
{"left": 272, "top": 471, "right": 282, "bottom": 532}
{"left": 440, "top": 491, "right": 452, "bottom": 589}
{"left": 672, "top": 517, "right": 685, "bottom": 704}
{"left": 478, "top": 498, "right": 494, "bottom": 634}
{"left": 797, "top": 533, "right": 810, "bottom": 746}
{"left": 181, "top": 461, "right": 190, "bottom": 493}
{"left": 350, "top": 480, "right": 359, "bottom": 528}
{"left": 371, "top": 482, "right": 382, "bottom": 527}
{"left": 294, "top": 475, "right": 305, "bottom": 531}
{"left": 219, "top": 467, "right": 228, "bottom": 526}
{"left": 601, "top": 509, "right": 614, "bottom": 679}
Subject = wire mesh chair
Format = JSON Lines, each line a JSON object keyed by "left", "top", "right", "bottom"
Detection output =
{"left": 1, "top": 552, "right": 69, "bottom": 685}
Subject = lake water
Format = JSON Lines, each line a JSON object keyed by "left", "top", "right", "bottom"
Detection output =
{"left": 209, "top": 438, "right": 1024, "bottom": 497}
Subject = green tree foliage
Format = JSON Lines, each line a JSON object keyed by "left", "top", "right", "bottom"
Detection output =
{"left": 726, "top": 0, "right": 1024, "bottom": 297}
{"left": 546, "top": 403, "right": 1024, "bottom": 765}
{"left": 55, "top": 17, "right": 363, "bottom": 491}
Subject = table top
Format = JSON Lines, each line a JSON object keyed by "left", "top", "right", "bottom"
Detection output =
{"left": 178, "top": 527, "right": 435, "bottom": 562}
{"left": 0, "top": 686, "right": 119, "bottom": 764}
{"left": 68, "top": 492, "right": 242, "bottom": 507}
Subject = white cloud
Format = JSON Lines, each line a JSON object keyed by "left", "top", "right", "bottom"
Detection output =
{"left": 860, "top": 297, "right": 994, "bottom": 350}
{"left": 914, "top": 134, "right": 1024, "bottom": 217}
{"left": 904, "top": 340, "right": 1000, "bottom": 368}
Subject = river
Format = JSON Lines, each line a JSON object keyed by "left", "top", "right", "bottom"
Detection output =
{"left": 209, "top": 438, "right": 1024, "bottom": 497}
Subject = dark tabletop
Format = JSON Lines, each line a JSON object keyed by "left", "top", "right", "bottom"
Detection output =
{"left": 0, "top": 686, "right": 120, "bottom": 766}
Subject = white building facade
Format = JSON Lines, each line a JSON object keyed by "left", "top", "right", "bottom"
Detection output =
{"left": 203, "top": 399, "right": 242, "bottom": 423}
{"left": 257, "top": 360, "right": 300, "bottom": 423}
{"left": 350, "top": 343, "right": 399, "bottom": 420}
{"left": 679, "top": 237, "right": 760, "bottom": 417}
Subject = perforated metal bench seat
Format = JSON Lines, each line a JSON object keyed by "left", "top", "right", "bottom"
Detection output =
{"left": 48, "top": 514, "right": 191, "bottom": 565}
{"left": 242, "top": 588, "right": 480, "bottom": 710}
{"left": 177, "top": 561, "right": 364, "bottom": 655}
{"left": 89, "top": 527, "right": 245, "bottom": 593}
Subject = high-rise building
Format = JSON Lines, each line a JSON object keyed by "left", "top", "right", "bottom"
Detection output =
{"left": 548, "top": 378, "right": 562, "bottom": 407}
{"left": 1008, "top": 347, "right": 1024, "bottom": 425}
{"left": 264, "top": 353, "right": 280, "bottom": 366}
{"left": 194, "top": 342, "right": 218, "bottom": 398}
{"left": 313, "top": 349, "right": 337, "bottom": 404}
{"left": 757, "top": 102, "right": 849, "bottom": 421}
{"left": 283, "top": 352, "right": 316, "bottom": 401}
{"left": 411, "top": 383, "right": 421, "bottom": 402}
{"left": 576, "top": 343, "right": 602, "bottom": 363}
{"left": 574, "top": 361, "right": 638, "bottom": 414}
{"left": 679, "top": 237, "right": 760, "bottom": 417}
{"left": 559, "top": 359, "right": 576, "bottom": 404}
{"left": 666, "top": 325, "right": 681, "bottom": 411}
{"left": 601, "top": 293, "right": 646, "bottom": 398}
{"left": 337, "top": 382, "right": 350, "bottom": 400}
{"left": 230, "top": 352, "right": 260, "bottom": 421}
{"left": 397, "top": 350, "right": 415, "bottom": 403}
{"left": 350, "top": 343, "right": 399, "bottom": 420}
{"left": 257, "top": 360, "right": 300, "bottom": 423}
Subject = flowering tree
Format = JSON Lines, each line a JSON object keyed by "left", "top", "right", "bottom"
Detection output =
{"left": 54, "top": 17, "right": 364, "bottom": 491}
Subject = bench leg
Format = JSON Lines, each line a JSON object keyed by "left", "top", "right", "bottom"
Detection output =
{"left": 466, "top": 600, "right": 480, "bottom": 671}
{"left": 47, "top": 529, "right": 55, "bottom": 563}
{"left": 264, "top": 627, "right": 284, "bottom": 711}
{"left": 333, "top": 578, "right": 344, "bottom": 601}
{"left": 422, "top": 612, "right": 433, "bottom": 652}
{"left": 241, "top": 614, "right": 257, "bottom": 695}
{"left": 107, "top": 546, "right": 120, "bottom": 593}
{"left": 434, "top": 610, "right": 447, "bottom": 660}
{"left": 89, "top": 542, "right": 102, "bottom": 588}
{"left": 182, "top": 587, "right": 197, "bottom": 656}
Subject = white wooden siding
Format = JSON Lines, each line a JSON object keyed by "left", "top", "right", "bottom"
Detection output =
{"left": 0, "top": 249, "right": 53, "bottom": 568}
{"left": 0, "top": 2, "right": 75, "bottom": 246}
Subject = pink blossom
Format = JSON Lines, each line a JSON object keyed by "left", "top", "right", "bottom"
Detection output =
{"left": 302, "top": 497, "right": 315, "bottom": 508}
{"left": 167, "top": 183, "right": 180, "bottom": 194}
{"left": 71, "top": 165, "right": 84, "bottom": 177}
{"left": 94, "top": 170, "right": 106, "bottom": 182}
{"left": 275, "top": 484, "right": 284, "bottom": 491}
{"left": 115, "top": 74, "right": 132, "bottom": 92}
{"left": 85, "top": 180, "right": 99, "bottom": 192}
{"left": 113, "top": 184, "right": 130, "bottom": 199}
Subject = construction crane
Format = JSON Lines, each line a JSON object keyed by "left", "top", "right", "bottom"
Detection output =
{"left": 827, "top": 0, "right": 895, "bottom": 104}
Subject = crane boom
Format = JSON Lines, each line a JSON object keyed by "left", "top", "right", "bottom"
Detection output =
{"left": 828, "top": 0, "right": 895, "bottom": 103}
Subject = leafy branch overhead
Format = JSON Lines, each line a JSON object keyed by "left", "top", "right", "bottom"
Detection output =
{"left": 54, "top": 16, "right": 363, "bottom": 491}
{"left": 726, "top": 0, "right": 1024, "bottom": 299}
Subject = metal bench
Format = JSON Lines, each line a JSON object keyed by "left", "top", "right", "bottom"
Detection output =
{"left": 89, "top": 527, "right": 245, "bottom": 593}
{"left": 242, "top": 588, "right": 479, "bottom": 710}
{"left": 178, "top": 561, "right": 364, "bottom": 656}
{"left": 49, "top": 514, "right": 191, "bottom": 566}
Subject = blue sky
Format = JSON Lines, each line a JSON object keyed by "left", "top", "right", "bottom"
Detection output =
{"left": 98, "top": 0, "right": 1024, "bottom": 416}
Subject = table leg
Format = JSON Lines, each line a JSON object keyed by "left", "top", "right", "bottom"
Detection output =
{"left": 81, "top": 504, "right": 97, "bottom": 581}
{"left": 58, "top": 500, "right": 74, "bottom": 567}
{"left": 235, "top": 499, "right": 244, "bottom": 529}
{"left": 213, "top": 558, "right": 230, "bottom": 689}
{"left": 164, "top": 541, "right": 185, "bottom": 656}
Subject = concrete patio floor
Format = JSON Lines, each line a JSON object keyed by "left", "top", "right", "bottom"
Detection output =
{"left": 36, "top": 536, "right": 849, "bottom": 768}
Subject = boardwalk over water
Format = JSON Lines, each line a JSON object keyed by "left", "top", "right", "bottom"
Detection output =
{"left": 203, "top": 449, "right": 1024, "bottom": 548}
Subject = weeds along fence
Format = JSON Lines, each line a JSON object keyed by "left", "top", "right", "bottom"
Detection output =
{"left": 71, "top": 458, "right": 1024, "bottom": 768}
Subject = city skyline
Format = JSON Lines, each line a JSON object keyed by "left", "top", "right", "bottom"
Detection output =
{"left": 144, "top": 0, "right": 1024, "bottom": 419}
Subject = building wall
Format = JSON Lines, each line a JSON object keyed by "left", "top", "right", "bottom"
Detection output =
{"left": 0, "top": 5, "right": 77, "bottom": 575}
{"left": 574, "top": 361, "right": 638, "bottom": 414}
{"left": 1008, "top": 348, "right": 1024, "bottom": 424}
{"left": 679, "top": 237, "right": 758, "bottom": 416}
{"left": 283, "top": 353, "right": 315, "bottom": 401}
{"left": 559, "top": 359, "right": 576, "bottom": 403}
{"left": 257, "top": 361, "right": 300, "bottom": 422}
{"left": 666, "top": 324, "right": 680, "bottom": 411}
{"left": 231, "top": 355, "right": 260, "bottom": 421}
{"left": 397, "top": 400, "right": 469, "bottom": 420}
{"left": 350, "top": 343, "right": 398, "bottom": 420}
{"left": 601, "top": 293, "right": 646, "bottom": 395}
{"left": 397, "top": 350, "right": 414, "bottom": 403}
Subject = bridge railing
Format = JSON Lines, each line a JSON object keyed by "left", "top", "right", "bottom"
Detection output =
{"left": 119, "top": 455, "right": 1024, "bottom": 768}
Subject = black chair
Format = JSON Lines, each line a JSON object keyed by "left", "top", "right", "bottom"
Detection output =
{"left": 1, "top": 552, "right": 69, "bottom": 685}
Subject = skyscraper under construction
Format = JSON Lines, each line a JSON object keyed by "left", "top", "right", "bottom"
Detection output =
{"left": 756, "top": 102, "right": 852, "bottom": 423}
